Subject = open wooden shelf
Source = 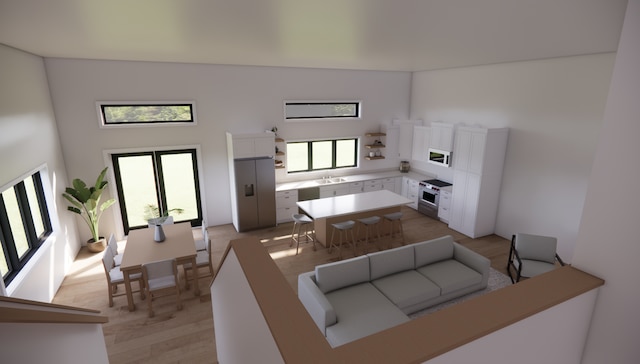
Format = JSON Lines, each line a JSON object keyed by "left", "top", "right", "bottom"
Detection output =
{"left": 365, "top": 156, "right": 385, "bottom": 160}
{"left": 365, "top": 132, "right": 386, "bottom": 137}
{"left": 365, "top": 144, "right": 385, "bottom": 148}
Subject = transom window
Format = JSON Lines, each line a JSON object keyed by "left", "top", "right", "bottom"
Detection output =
{"left": 0, "top": 171, "right": 52, "bottom": 285}
{"left": 284, "top": 101, "right": 360, "bottom": 120}
{"left": 286, "top": 138, "right": 358, "bottom": 173}
{"left": 98, "top": 102, "right": 196, "bottom": 127}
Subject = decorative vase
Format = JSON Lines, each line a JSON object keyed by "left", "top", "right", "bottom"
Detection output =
{"left": 154, "top": 224, "right": 165, "bottom": 242}
{"left": 87, "top": 237, "right": 106, "bottom": 253}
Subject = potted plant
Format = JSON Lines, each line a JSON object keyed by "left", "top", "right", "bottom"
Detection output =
{"left": 63, "top": 167, "right": 116, "bottom": 253}
{"left": 144, "top": 204, "right": 184, "bottom": 226}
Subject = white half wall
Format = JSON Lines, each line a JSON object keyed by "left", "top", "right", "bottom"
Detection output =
{"left": 44, "top": 59, "right": 411, "bottom": 235}
{"left": 0, "top": 45, "right": 78, "bottom": 301}
{"left": 410, "top": 53, "right": 615, "bottom": 261}
{"left": 573, "top": 0, "right": 640, "bottom": 362}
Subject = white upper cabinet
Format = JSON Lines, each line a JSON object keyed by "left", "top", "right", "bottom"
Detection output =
{"left": 452, "top": 127, "right": 487, "bottom": 174}
{"left": 430, "top": 122, "right": 455, "bottom": 152}
{"left": 387, "top": 122, "right": 417, "bottom": 160}
{"left": 228, "top": 132, "right": 275, "bottom": 159}
{"left": 412, "top": 126, "right": 431, "bottom": 162}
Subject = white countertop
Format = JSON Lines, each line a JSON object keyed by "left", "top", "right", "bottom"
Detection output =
{"left": 296, "top": 189, "right": 414, "bottom": 219}
{"left": 276, "top": 170, "right": 434, "bottom": 191}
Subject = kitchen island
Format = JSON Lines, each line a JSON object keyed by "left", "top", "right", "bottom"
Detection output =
{"left": 296, "top": 189, "right": 413, "bottom": 247}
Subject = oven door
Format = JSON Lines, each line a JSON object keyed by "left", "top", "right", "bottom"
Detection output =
{"left": 419, "top": 187, "right": 438, "bottom": 206}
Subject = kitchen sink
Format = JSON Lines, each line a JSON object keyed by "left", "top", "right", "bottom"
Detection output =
{"left": 315, "top": 177, "right": 347, "bottom": 184}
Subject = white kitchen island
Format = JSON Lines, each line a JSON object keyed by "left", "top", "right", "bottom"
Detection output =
{"left": 296, "top": 189, "right": 413, "bottom": 247}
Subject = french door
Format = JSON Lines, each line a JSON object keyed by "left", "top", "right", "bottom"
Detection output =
{"left": 111, "top": 149, "right": 202, "bottom": 234}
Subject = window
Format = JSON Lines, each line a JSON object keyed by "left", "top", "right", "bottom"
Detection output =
{"left": 286, "top": 138, "right": 358, "bottom": 173}
{"left": 0, "top": 172, "right": 52, "bottom": 285}
{"left": 111, "top": 149, "right": 202, "bottom": 234}
{"left": 98, "top": 102, "right": 196, "bottom": 127}
{"left": 284, "top": 101, "right": 360, "bottom": 120}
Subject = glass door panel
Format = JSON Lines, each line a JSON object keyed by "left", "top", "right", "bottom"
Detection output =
{"left": 114, "top": 154, "right": 160, "bottom": 231}
{"left": 158, "top": 152, "right": 199, "bottom": 222}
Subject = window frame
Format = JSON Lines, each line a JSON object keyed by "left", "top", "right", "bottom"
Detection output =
{"left": 286, "top": 138, "right": 359, "bottom": 173}
{"left": 110, "top": 148, "right": 203, "bottom": 234}
{"left": 283, "top": 100, "right": 361, "bottom": 121}
{"left": 0, "top": 171, "right": 52, "bottom": 286}
{"left": 97, "top": 101, "right": 197, "bottom": 128}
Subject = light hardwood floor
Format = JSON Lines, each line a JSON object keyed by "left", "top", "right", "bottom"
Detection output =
{"left": 52, "top": 207, "right": 511, "bottom": 364}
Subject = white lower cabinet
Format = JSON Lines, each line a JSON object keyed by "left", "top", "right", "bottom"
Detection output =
{"left": 319, "top": 184, "right": 350, "bottom": 198}
{"left": 363, "top": 179, "right": 382, "bottom": 192}
{"left": 349, "top": 181, "right": 364, "bottom": 194}
{"left": 380, "top": 177, "right": 398, "bottom": 193}
{"left": 438, "top": 189, "right": 452, "bottom": 223}
{"left": 276, "top": 190, "right": 298, "bottom": 223}
{"left": 402, "top": 176, "right": 420, "bottom": 210}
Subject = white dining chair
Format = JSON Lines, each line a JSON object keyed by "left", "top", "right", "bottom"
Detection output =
{"left": 183, "top": 237, "right": 214, "bottom": 286}
{"left": 141, "top": 258, "right": 182, "bottom": 318}
{"left": 101, "top": 248, "right": 144, "bottom": 307}
{"left": 107, "top": 233, "right": 122, "bottom": 267}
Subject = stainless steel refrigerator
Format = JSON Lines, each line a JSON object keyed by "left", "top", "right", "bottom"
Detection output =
{"left": 231, "top": 157, "right": 276, "bottom": 232}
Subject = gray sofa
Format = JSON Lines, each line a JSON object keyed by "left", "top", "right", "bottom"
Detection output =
{"left": 298, "top": 235, "right": 490, "bottom": 347}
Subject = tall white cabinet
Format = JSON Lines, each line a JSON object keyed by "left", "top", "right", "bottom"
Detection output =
{"left": 449, "top": 126, "right": 509, "bottom": 238}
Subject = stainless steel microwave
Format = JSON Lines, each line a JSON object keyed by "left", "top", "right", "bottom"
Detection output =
{"left": 428, "top": 148, "right": 451, "bottom": 168}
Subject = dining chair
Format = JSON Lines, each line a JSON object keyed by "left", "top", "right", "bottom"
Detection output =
{"left": 141, "top": 258, "right": 182, "bottom": 318}
{"left": 101, "top": 248, "right": 144, "bottom": 307}
{"left": 107, "top": 233, "right": 122, "bottom": 267}
{"left": 194, "top": 221, "right": 209, "bottom": 252}
{"left": 183, "top": 237, "right": 215, "bottom": 286}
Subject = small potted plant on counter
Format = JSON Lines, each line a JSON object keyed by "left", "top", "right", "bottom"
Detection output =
{"left": 62, "top": 167, "right": 116, "bottom": 253}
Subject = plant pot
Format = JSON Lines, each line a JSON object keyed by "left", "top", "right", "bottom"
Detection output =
{"left": 87, "top": 237, "right": 106, "bottom": 253}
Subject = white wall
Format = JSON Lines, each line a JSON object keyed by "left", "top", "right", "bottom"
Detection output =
{"left": 409, "top": 54, "right": 615, "bottom": 261}
{"left": 0, "top": 45, "right": 78, "bottom": 301}
{"left": 0, "top": 322, "right": 109, "bottom": 364}
{"left": 44, "top": 59, "right": 411, "bottom": 237}
{"left": 573, "top": 0, "right": 640, "bottom": 362}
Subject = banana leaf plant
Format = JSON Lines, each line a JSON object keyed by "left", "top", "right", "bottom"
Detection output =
{"left": 62, "top": 167, "right": 116, "bottom": 243}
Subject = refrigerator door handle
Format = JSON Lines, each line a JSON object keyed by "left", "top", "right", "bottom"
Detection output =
{"left": 244, "top": 184, "right": 255, "bottom": 197}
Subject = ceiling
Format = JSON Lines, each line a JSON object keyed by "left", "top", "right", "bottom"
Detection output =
{"left": 0, "top": 0, "right": 628, "bottom": 72}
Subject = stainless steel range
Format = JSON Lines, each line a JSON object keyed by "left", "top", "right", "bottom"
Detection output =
{"left": 418, "top": 179, "right": 452, "bottom": 219}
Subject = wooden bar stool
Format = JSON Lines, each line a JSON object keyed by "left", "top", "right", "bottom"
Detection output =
{"left": 357, "top": 216, "right": 382, "bottom": 254}
{"left": 383, "top": 212, "right": 405, "bottom": 247}
{"left": 290, "top": 213, "right": 316, "bottom": 255}
{"left": 328, "top": 220, "right": 356, "bottom": 260}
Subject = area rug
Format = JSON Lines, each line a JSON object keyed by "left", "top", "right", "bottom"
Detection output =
{"left": 409, "top": 267, "right": 512, "bottom": 319}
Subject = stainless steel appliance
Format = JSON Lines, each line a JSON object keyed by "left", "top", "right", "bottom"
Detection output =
{"left": 428, "top": 148, "right": 452, "bottom": 168}
{"left": 418, "top": 179, "right": 452, "bottom": 219}
{"left": 231, "top": 157, "right": 276, "bottom": 232}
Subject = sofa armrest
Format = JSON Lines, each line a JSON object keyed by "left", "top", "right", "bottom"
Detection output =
{"left": 453, "top": 242, "right": 491, "bottom": 283}
{"left": 298, "top": 272, "right": 337, "bottom": 335}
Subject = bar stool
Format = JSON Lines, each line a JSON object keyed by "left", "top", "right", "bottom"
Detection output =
{"left": 357, "top": 216, "right": 382, "bottom": 254}
{"left": 383, "top": 212, "right": 405, "bottom": 247}
{"left": 328, "top": 220, "right": 356, "bottom": 260}
{"left": 290, "top": 214, "right": 316, "bottom": 255}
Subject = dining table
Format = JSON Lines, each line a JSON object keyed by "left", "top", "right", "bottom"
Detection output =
{"left": 119, "top": 222, "right": 199, "bottom": 312}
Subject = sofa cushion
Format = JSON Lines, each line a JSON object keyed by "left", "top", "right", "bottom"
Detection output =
{"left": 417, "top": 259, "right": 483, "bottom": 295}
{"left": 315, "top": 255, "right": 370, "bottom": 294}
{"left": 414, "top": 235, "right": 455, "bottom": 267}
{"left": 368, "top": 245, "right": 415, "bottom": 280}
{"left": 371, "top": 270, "right": 441, "bottom": 311}
{"left": 325, "top": 282, "right": 409, "bottom": 347}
